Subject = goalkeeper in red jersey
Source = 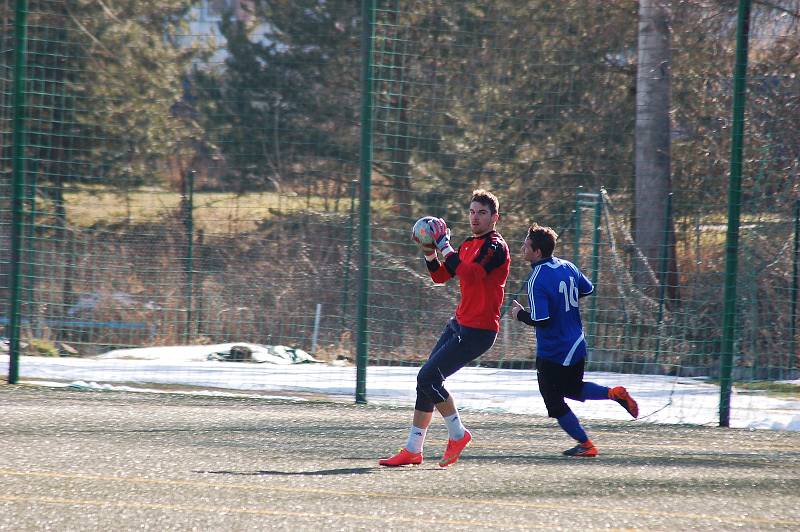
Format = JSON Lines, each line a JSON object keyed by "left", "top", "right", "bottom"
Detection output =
{"left": 379, "top": 189, "right": 510, "bottom": 468}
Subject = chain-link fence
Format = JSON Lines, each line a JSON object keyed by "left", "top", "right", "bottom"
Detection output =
{"left": 2, "top": 0, "right": 799, "bottom": 424}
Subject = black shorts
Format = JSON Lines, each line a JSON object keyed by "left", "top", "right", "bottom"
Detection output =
{"left": 535, "top": 356, "right": 585, "bottom": 418}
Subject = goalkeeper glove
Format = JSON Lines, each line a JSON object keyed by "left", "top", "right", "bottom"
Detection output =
{"left": 430, "top": 218, "right": 455, "bottom": 257}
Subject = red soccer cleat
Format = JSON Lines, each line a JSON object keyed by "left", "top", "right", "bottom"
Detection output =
{"left": 609, "top": 386, "right": 639, "bottom": 418}
{"left": 563, "top": 439, "right": 598, "bottom": 457}
{"left": 378, "top": 448, "right": 423, "bottom": 467}
{"left": 438, "top": 430, "right": 472, "bottom": 468}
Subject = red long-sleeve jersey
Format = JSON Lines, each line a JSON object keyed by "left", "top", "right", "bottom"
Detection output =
{"left": 426, "top": 230, "right": 510, "bottom": 332}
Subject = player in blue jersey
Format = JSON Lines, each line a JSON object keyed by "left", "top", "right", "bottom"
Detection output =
{"left": 511, "top": 223, "right": 638, "bottom": 457}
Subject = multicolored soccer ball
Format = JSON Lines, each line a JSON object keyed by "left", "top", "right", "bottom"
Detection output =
{"left": 412, "top": 216, "right": 437, "bottom": 246}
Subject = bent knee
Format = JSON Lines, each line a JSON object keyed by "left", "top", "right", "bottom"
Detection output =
{"left": 416, "top": 382, "right": 448, "bottom": 403}
{"left": 417, "top": 365, "right": 440, "bottom": 386}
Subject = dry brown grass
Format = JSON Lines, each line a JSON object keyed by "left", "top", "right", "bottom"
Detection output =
{"left": 63, "top": 185, "right": 393, "bottom": 235}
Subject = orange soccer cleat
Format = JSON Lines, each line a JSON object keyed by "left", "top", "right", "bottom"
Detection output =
{"left": 378, "top": 448, "right": 423, "bottom": 467}
{"left": 609, "top": 386, "right": 639, "bottom": 418}
{"left": 563, "top": 439, "right": 598, "bottom": 457}
{"left": 438, "top": 430, "right": 472, "bottom": 468}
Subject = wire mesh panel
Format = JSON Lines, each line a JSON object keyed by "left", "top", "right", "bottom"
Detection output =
{"left": 1, "top": 1, "right": 13, "bottom": 293}
{"left": 1, "top": 0, "right": 799, "bottom": 427}
{"left": 365, "top": 0, "right": 800, "bottom": 425}
{"left": 0, "top": 0, "right": 363, "bottom": 393}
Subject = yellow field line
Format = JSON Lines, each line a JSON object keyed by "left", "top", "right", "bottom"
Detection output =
{"left": 0, "top": 469, "right": 796, "bottom": 527}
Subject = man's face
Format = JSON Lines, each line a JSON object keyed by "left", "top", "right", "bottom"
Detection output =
{"left": 521, "top": 238, "right": 541, "bottom": 263}
{"left": 468, "top": 201, "right": 498, "bottom": 236}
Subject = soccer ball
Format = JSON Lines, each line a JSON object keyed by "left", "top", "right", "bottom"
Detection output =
{"left": 411, "top": 216, "right": 437, "bottom": 246}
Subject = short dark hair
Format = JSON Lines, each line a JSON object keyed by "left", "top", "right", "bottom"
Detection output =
{"left": 526, "top": 223, "right": 558, "bottom": 257}
{"left": 470, "top": 189, "right": 499, "bottom": 215}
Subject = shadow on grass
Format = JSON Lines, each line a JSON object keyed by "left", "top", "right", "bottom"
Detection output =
{"left": 196, "top": 467, "right": 376, "bottom": 476}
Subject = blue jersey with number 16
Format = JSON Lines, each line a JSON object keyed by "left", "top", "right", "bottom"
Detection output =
{"left": 526, "top": 256, "right": 594, "bottom": 366}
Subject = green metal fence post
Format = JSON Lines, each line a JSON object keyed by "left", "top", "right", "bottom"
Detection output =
{"left": 573, "top": 187, "right": 582, "bottom": 266}
{"left": 749, "top": 261, "right": 758, "bottom": 379}
{"left": 790, "top": 199, "right": 799, "bottom": 374}
{"left": 587, "top": 191, "right": 603, "bottom": 343}
{"left": 195, "top": 228, "right": 204, "bottom": 338}
{"left": 7, "top": 0, "right": 29, "bottom": 384}
{"left": 719, "top": 0, "right": 752, "bottom": 427}
{"left": 356, "top": 0, "right": 375, "bottom": 404}
{"left": 183, "top": 170, "right": 195, "bottom": 343}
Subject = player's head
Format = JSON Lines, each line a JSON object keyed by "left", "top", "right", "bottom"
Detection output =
{"left": 468, "top": 189, "right": 500, "bottom": 236}
{"left": 523, "top": 223, "right": 558, "bottom": 260}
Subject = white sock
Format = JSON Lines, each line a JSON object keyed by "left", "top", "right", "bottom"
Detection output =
{"left": 405, "top": 425, "right": 427, "bottom": 453}
{"left": 444, "top": 412, "right": 466, "bottom": 441}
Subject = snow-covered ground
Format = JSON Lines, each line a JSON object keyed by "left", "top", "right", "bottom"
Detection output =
{"left": 3, "top": 345, "right": 799, "bottom": 431}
